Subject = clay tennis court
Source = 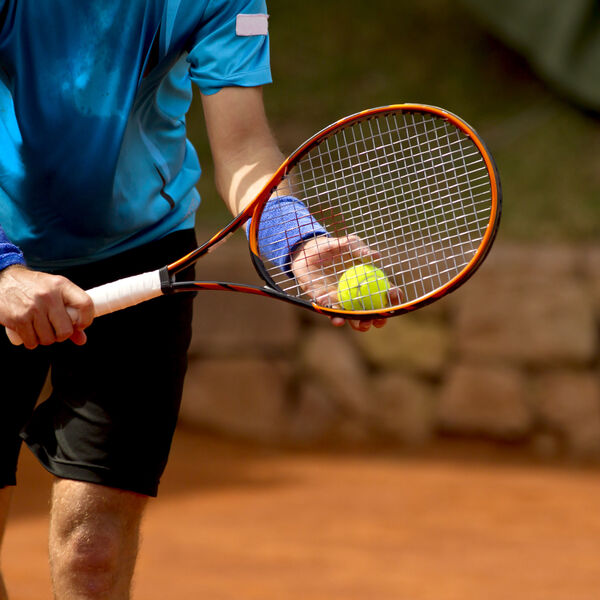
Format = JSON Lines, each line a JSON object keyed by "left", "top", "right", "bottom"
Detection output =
{"left": 4, "top": 427, "right": 600, "bottom": 600}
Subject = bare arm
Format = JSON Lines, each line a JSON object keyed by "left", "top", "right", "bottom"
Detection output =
{"left": 200, "top": 87, "right": 386, "bottom": 332}
{"left": 201, "top": 86, "right": 283, "bottom": 217}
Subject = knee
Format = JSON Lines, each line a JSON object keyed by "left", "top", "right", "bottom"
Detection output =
{"left": 49, "top": 481, "right": 146, "bottom": 596}
{"left": 61, "top": 520, "right": 121, "bottom": 575}
{"left": 52, "top": 517, "right": 130, "bottom": 598}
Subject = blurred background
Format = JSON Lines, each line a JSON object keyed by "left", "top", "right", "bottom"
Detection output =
{"left": 191, "top": 0, "right": 600, "bottom": 241}
{"left": 180, "top": 0, "right": 600, "bottom": 461}
{"left": 6, "top": 2, "right": 600, "bottom": 599}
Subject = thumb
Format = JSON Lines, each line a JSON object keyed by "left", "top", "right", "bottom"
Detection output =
{"left": 61, "top": 284, "right": 95, "bottom": 329}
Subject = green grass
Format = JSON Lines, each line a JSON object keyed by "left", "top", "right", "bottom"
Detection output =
{"left": 187, "top": 0, "right": 600, "bottom": 242}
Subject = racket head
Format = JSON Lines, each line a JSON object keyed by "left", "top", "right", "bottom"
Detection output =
{"left": 248, "top": 103, "right": 501, "bottom": 319}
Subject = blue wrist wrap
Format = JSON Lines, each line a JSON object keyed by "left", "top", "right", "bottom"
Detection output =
{"left": 247, "top": 196, "right": 328, "bottom": 277}
{"left": 0, "top": 226, "right": 26, "bottom": 271}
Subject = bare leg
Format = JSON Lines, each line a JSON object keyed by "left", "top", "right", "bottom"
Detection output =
{"left": 0, "top": 488, "right": 13, "bottom": 600}
{"left": 49, "top": 479, "right": 147, "bottom": 600}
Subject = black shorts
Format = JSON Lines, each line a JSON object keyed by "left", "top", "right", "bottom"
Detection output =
{"left": 0, "top": 230, "right": 197, "bottom": 497}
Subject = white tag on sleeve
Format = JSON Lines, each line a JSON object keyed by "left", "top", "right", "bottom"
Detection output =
{"left": 236, "top": 13, "right": 269, "bottom": 37}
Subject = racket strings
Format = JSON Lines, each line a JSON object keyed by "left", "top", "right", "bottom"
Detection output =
{"left": 289, "top": 140, "right": 488, "bottom": 213}
{"left": 256, "top": 110, "right": 493, "bottom": 310}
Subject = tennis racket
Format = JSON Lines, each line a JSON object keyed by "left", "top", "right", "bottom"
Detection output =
{"left": 6, "top": 103, "right": 501, "bottom": 345}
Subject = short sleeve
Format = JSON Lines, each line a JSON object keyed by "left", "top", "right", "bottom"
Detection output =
{"left": 187, "top": 0, "right": 272, "bottom": 95}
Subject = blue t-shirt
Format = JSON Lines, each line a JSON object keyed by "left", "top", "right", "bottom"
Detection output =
{"left": 0, "top": 0, "right": 271, "bottom": 268}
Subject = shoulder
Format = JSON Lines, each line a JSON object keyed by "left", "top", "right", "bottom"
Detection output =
{"left": 192, "top": 0, "right": 268, "bottom": 32}
{"left": 166, "top": 0, "right": 269, "bottom": 46}
{"left": 203, "top": 0, "right": 268, "bottom": 18}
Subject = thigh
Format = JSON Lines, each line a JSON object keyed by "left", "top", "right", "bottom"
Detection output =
{"left": 0, "top": 333, "right": 50, "bottom": 488}
{"left": 21, "top": 231, "right": 197, "bottom": 497}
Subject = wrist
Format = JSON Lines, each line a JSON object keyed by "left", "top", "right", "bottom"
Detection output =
{"left": 0, "top": 262, "right": 27, "bottom": 281}
{"left": 249, "top": 196, "right": 328, "bottom": 277}
{"left": 0, "top": 254, "right": 26, "bottom": 274}
{"left": 0, "top": 229, "right": 26, "bottom": 273}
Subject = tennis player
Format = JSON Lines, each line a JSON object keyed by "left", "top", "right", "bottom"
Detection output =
{"left": 0, "top": 2, "right": 386, "bottom": 598}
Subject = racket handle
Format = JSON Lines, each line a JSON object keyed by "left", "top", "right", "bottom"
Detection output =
{"left": 5, "top": 270, "right": 164, "bottom": 346}
{"left": 85, "top": 269, "right": 164, "bottom": 317}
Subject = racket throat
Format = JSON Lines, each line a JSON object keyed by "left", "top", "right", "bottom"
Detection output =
{"left": 159, "top": 266, "right": 175, "bottom": 294}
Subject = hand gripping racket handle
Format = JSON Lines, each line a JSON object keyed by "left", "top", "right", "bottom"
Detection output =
{"left": 5, "top": 269, "right": 164, "bottom": 345}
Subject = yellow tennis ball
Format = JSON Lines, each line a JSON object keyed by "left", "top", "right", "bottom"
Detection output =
{"left": 337, "top": 264, "right": 390, "bottom": 311}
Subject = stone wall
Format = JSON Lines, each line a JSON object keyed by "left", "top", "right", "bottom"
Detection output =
{"left": 180, "top": 233, "right": 600, "bottom": 459}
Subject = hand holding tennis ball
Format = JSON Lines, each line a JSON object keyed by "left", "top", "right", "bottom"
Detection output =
{"left": 337, "top": 264, "right": 391, "bottom": 311}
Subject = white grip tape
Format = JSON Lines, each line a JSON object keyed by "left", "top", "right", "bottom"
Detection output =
{"left": 5, "top": 270, "right": 163, "bottom": 345}
{"left": 86, "top": 270, "right": 163, "bottom": 317}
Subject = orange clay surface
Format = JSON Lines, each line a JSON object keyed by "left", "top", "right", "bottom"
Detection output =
{"left": 4, "top": 427, "right": 600, "bottom": 600}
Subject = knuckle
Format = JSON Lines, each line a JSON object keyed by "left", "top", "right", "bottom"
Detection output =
{"left": 37, "top": 282, "right": 62, "bottom": 303}
{"left": 82, "top": 295, "right": 94, "bottom": 311}
{"left": 36, "top": 290, "right": 54, "bottom": 305}
{"left": 14, "top": 305, "right": 40, "bottom": 326}
{"left": 55, "top": 326, "right": 74, "bottom": 342}
{"left": 41, "top": 275, "right": 68, "bottom": 297}
{"left": 78, "top": 298, "right": 95, "bottom": 325}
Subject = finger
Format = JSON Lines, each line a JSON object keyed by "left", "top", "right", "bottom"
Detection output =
{"left": 38, "top": 282, "right": 81, "bottom": 344}
{"left": 14, "top": 321, "right": 39, "bottom": 350}
{"left": 343, "top": 235, "right": 381, "bottom": 261}
{"left": 69, "top": 328, "right": 88, "bottom": 346}
{"left": 32, "top": 304, "right": 66, "bottom": 346}
{"left": 326, "top": 234, "right": 381, "bottom": 263}
{"left": 388, "top": 287, "right": 405, "bottom": 305}
{"left": 46, "top": 304, "right": 76, "bottom": 343}
{"left": 300, "top": 235, "right": 366, "bottom": 265}
{"left": 61, "top": 286, "right": 94, "bottom": 329}
{"left": 315, "top": 290, "right": 339, "bottom": 308}
{"left": 373, "top": 319, "right": 387, "bottom": 328}
{"left": 329, "top": 317, "right": 346, "bottom": 327}
{"left": 349, "top": 319, "right": 371, "bottom": 332}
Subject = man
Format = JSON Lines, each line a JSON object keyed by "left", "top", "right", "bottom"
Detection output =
{"left": 0, "top": 2, "right": 385, "bottom": 598}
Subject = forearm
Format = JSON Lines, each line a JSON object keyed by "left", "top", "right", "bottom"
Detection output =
{"left": 201, "top": 86, "right": 286, "bottom": 216}
{"left": 215, "top": 138, "right": 284, "bottom": 216}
